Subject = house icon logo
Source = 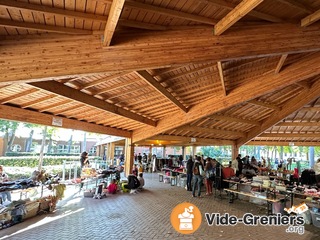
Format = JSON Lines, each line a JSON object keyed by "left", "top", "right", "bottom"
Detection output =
{"left": 170, "top": 202, "right": 202, "bottom": 234}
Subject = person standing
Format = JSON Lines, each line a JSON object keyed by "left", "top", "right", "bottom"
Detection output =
{"left": 80, "top": 151, "right": 89, "bottom": 168}
{"left": 0, "top": 165, "right": 12, "bottom": 203}
{"left": 314, "top": 158, "right": 320, "bottom": 186}
{"left": 192, "top": 157, "right": 203, "bottom": 198}
{"left": 204, "top": 159, "right": 213, "bottom": 195}
{"left": 186, "top": 157, "right": 194, "bottom": 191}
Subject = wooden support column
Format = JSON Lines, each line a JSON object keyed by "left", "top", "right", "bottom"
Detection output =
{"left": 192, "top": 146, "right": 197, "bottom": 157}
{"left": 231, "top": 144, "right": 240, "bottom": 160}
{"left": 125, "top": 138, "right": 134, "bottom": 177}
{"left": 182, "top": 146, "right": 186, "bottom": 161}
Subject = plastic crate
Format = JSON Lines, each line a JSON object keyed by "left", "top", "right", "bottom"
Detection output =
{"left": 310, "top": 211, "right": 320, "bottom": 228}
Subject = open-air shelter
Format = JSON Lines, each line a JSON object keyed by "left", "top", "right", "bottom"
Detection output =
{"left": 1, "top": 0, "right": 320, "bottom": 174}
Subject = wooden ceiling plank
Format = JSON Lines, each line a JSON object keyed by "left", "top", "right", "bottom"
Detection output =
{"left": 118, "top": 19, "right": 167, "bottom": 31}
{"left": 203, "top": 0, "right": 282, "bottom": 22}
{"left": 103, "top": 0, "right": 125, "bottom": 47}
{"left": 214, "top": 0, "right": 264, "bottom": 35}
{"left": 94, "top": 79, "right": 140, "bottom": 95}
{"left": 237, "top": 80, "right": 320, "bottom": 146}
{"left": 29, "top": 81, "right": 156, "bottom": 126}
{"left": 124, "top": 0, "right": 216, "bottom": 25}
{"left": 132, "top": 52, "right": 320, "bottom": 143}
{"left": 80, "top": 72, "right": 130, "bottom": 90}
{"left": 247, "top": 141, "right": 320, "bottom": 146}
{"left": 276, "top": 0, "right": 314, "bottom": 14}
{"left": 301, "top": 9, "right": 320, "bottom": 27}
{"left": 0, "top": 0, "right": 107, "bottom": 22}
{"left": 276, "top": 122, "right": 320, "bottom": 127}
{"left": 135, "top": 70, "right": 188, "bottom": 113}
{"left": 247, "top": 99, "right": 281, "bottom": 111}
{"left": 0, "top": 88, "right": 38, "bottom": 104}
{"left": 0, "top": 104, "right": 131, "bottom": 138}
{"left": 38, "top": 100, "right": 71, "bottom": 112}
{"left": 275, "top": 54, "right": 288, "bottom": 73}
{"left": 0, "top": 19, "right": 92, "bottom": 34}
{"left": 20, "top": 95, "right": 57, "bottom": 108}
{"left": 210, "top": 115, "right": 260, "bottom": 126}
{"left": 260, "top": 133, "right": 320, "bottom": 138}
{"left": 178, "top": 125, "right": 245, "bottom": 137}
{"left": 217, "top": 61, "right": 227, "bottom": 96}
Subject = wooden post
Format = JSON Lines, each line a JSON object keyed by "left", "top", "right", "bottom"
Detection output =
{"left": 124, "top": 138, "right": 134, "bottom": 177}
{"left": 231, "top": 144, "right": 240, "bottom": 160}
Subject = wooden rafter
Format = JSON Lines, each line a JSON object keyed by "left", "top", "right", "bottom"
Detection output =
{"left": 0, "top": 19, "right": 92, "bottom": 35}
{"left": 214, "top": 0, "right": 264, "bottom": 35}
{"left": 301, "top": 107, "right": 320, "bottom": 112}
{"left": 217, "top": 61, "right": 227, "bottom": 96}
{"left": 94, "top": 79, "right": 141, "bottom": 96}
{"left": 247, "top": 100, "right": 281, "bottom": 111}
{"left": 29, "top": 81, "right": 157, "bottom": 126}
{"left": 275, "top": 54, "right": 288, "bottom": 73}
{"left": 3, "top": 24, "right": 320, "bottom": 83}
{"left": 103, "top": 0, "right": 125, "bottom": 47}
{"left": 38, "top": 100, "right": 71, "bottom": 113}
{"left": 0, "top": 0, "right": 107, "bottom": 23}
{"left": 0, "top": 89, "right": 38, "bottom": 104}
{"left": 236, "top": 80, "right": 320, "bottom": 146}
{"left": 132, "top": 52, "right": 320, "bottom": 143}
{"left": 135, "top": 70, "right": 188, "bottom": 113}
{"left": 301, "top": 9, "right": 320, "bottom": 27}
{"left": 0, "top": 105, "right": 131, "bottom": 138}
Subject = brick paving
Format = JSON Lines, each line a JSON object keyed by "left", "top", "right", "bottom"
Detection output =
{"left": 1, "top": 173, "right": 320, "bottom": 240}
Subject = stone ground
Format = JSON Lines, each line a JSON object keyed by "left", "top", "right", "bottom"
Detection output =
{"left": 1, "top": 173, "right": 320, "bottom": 240}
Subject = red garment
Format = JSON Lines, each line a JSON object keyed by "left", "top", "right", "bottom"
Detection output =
{"left": 223, "top": 167, "right": 235, "bottom": 179}
{"left": 108, "top": 183, "right": 117, "bottom": 194}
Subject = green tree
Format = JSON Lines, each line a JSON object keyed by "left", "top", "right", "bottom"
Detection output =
{"left": 0, "top": 120, "right": 20, "bottom": 154}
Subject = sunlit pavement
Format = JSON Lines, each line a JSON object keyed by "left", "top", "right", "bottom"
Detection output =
{"left": 1, "top": 173, "right": 320, "bottom": 240}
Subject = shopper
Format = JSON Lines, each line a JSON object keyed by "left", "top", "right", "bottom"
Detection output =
{"left": 186, "top": 157, "right": 193, "bottom": 191}
{"left": 192, "top": 157, "right": 203, "bottom": 198}
{"left": 314, "top": 158, "right": 320, "bottom": 186}
{"left": 0, "top": 165, "right": 12, "bottom": 203}
{"left": 80, "top": 151, "right": 89, "bottom": 168}
{"left": 137, "top": 173, "right": 145, "bottom": 189}
{"left": 204, "top": 159, "right": 214, "bottom": 195}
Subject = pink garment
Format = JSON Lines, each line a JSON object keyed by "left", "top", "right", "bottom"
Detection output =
{"left": 108, "top": 183, "right": 117, "bottom": 194}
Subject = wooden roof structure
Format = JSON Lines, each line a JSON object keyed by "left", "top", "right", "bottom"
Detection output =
{"left": 1, "top": 0, "right": 320, "bottom": 149}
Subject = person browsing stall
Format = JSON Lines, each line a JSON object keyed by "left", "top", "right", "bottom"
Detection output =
{"left": 0, "top": 165, "right": 12, "bottom": 203}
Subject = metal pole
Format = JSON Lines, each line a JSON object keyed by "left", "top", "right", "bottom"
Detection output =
{"left": 74, "top": 161, "right": 77, "bottom": 180}
{"left": 69, "top": 162, "right": 72, "bottom": 180}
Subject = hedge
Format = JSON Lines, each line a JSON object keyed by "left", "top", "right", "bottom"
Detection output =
{"left": 0, "top": 156, "right": 102, "bottom": 168}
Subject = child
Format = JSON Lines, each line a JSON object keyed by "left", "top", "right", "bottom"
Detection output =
{"left": 104, "top": 179, "right": 117, "bottom": 194}
{"left": 137, "top": 173, "right": 145, "bottom": 189}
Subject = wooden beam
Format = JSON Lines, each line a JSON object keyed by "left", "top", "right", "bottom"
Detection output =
{"left": 0, "top": 19, "right": 92, "bottom": 35}
{"left": 276, "top": 122, "right": 320, "bottom": 127}
{"left": 217, "top": 61, "right": 227, "bottom": 96}
{"left": 236, "top": 80, "right": 320, "bottom": 146}
{"left": 0, "top": 0, "right": 107, "bottom": 23}
{"left": 103, "top": 0, "right": 125, "bottom": 46}
{"left": 0, "top": 105, "right": 131, "bottom": 138}
{"left": 301, "top": 9, "right": 320, "bottom": 27}
{"left": 214, "top": 0, "right": 264, "bottom": 35}
{"left": 29, "top": 81, "right": 157, "bottom": 127}
{"left": 203, "top": 0, "right": 282, "bottom": 22}
{"left": 275, "top": 54, "right": 288, "bottom": 73}
{"left": 20, "top": 95, "right": 57, "bottom": 108}
{"left": 3, "top": 24, "right": 320, "bottom": 83}
{"left": 301, "top": 107, "right": 320, "bottom": 112}
{"left": 247, "top": 100, "right": 281, "bottom": 111}
{"left": 94, "top": 79, "right": 141, "bottom": 96}
{"left": 135, "top": 70, "right": 188, "bottom": 113}
{"left": 132, "top": 52, "right": 320, "bottom": 143}
{"left": 38, "top": 100, "right": 71, "bottom": 112}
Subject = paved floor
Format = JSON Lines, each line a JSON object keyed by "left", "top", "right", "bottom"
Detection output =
{"left": 1, "top": 173, "right": 320, "bottom": 240}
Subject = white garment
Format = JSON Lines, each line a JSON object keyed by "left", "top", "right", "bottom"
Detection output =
{"left": 314, "top": 162, "right": 320, "bottom": 175}
{"left": 231, "top": 159, "right": 238, "bottom": 173}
